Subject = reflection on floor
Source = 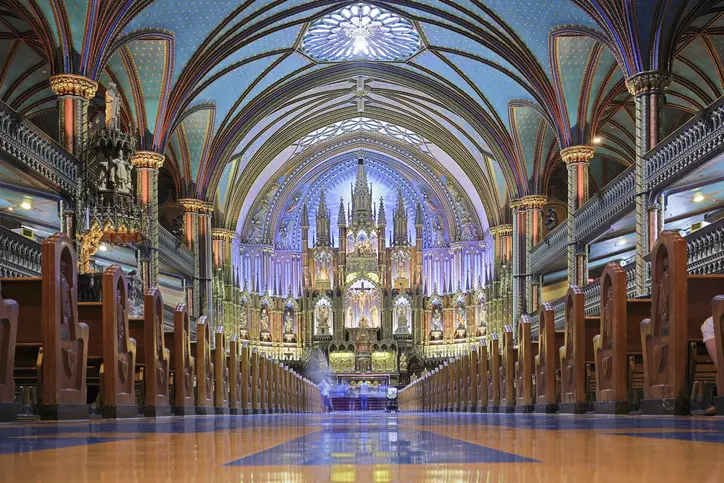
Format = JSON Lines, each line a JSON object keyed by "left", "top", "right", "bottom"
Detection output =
{"left": 1, "top": 412, "right": 724, "bottom": 482}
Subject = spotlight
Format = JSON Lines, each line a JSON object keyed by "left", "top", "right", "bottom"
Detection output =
{"left": 99, "top": 243, "right": 108, "bottom": 252}
{"left": 7, "top": 207, "right": 13, "bottom": 212}
{"left": 20, "top": 200, "right": 31, "bottom": 210}
{"left": 617, "top": 239, "right": 626, "bottom": 246}
{"left": 593, "top": 137, "right": 602, "bottom": 144}
{"left": 693, "top": 193, "right": 705, "bottom": 203}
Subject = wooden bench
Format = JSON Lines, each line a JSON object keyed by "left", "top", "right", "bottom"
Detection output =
{"left": 0, "top": 282, "right": 19, "bottom": 421}
{"left": 487, "top": 333, "right": 501, "bottom": 412}
{"left": 2, "top": 233, "right": 89, "bottom": 420}
{"left": 129, "top": 287, "right": 170, "bottom": 417}
{"left": 714, "top": 296, "right": 724, "bottom": 415}
{"left": 212, "top": 327, "right": 229, "bottom": 414}
{"left": 240, "top": 342, "right": 251, "bottom": 414}
{"left": 193, "top": 316, "right": 214, "bottom": 414}
{"left": 165, "top": 304, "right": 195, "bottom": 415}
{"left": 477, "top": 339, "right": 488, "bottom": 412}
{"left": 515, "top": 315, "right": 537, "bottom": 413}
{"left": 466, "top": 345, "right": 478, "bottom": 412}
{"left": 77, "top": 266, "right": 138, "bottom": 418}
{"left": 500, "top": 325, "right": 516, "bottom": 413}
{"left": 228, "top": 336, "right": 242, "bottom": 415}
{"left": 641, "top": 231, "right": 724, "bottom": 415}
{"left": 251, "top": 347, "right": 261, "bottom": 414}
{"left": 535, "top": 303, "right": 564, "bottom": 413}
{"left": 450, "top": 357, "right": 458, "bottom": 411}
{"left": 593, "top": 263, "right": 650, "bottom": 414}
{"left": 559, "top": 285, "right": 599, "bottom": 413}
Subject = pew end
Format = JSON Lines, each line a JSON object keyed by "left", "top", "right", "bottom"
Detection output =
{"left": 714, "top": 296, "right": 724, "bottom": 416}
{"left": 0, "top": 283, "right": 19, "bottom": 421}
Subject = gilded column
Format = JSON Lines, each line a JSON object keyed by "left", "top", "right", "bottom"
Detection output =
{"left": 489, "top": 224, "right": 512, "bottom": 335}
{"left": 212, "top": 228, "right": 236, "bottom": 337}
{"left": 561, "top": 145, "right": 594, "bottom": 287}
{"left": 626, "top": 71, "right": 671, "bottom": 296}
{"left": 178, "top": 199, "right": 213, "bottom": 321}
{"left": 510, "top": 195, "right": 547, "bottom": 320}
{"left": 49, "top": 74, "right": 98, "bottom": 237}
{"left": 132, "top": 151, "right": 165, "bottom": 288}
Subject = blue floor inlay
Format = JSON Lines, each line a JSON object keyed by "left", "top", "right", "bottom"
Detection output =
{"left": 226, "top": 427, "right": 538, "bottom": 466}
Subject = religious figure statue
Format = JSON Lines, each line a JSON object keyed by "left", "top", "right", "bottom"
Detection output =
{"left": 433, "top": 220, "right": 446, "bottom": 247}
{"left": 247, "top": 219, "right": 263, "bottom": 243}
{"left": 105, "top": 82, "right": 120, "bottom": 130}
{"left": 260, "top": 306, "right": 270, "bottom": 333}
{"left": 283, "top": 309, "right": 294, "bottom": 334}
{"left": 110, "top": 148, "right": 131, "bottom": 194}
{"left": 395, "top": 304, "right": 410, "bottom": 334}
{"left": 239, "top": 309, "right": 248, "bottom": 330}
{"left": 456, "top": 310, "right": 466, "bottom": 330}
{"left": 316, "top": 303, "right": 330, "bottom": 335}
{"left": 461, "top": 217, "right": 476, "bottom": 240}
{"left": 431, "top": 306, "right": 442, "bottom": 331}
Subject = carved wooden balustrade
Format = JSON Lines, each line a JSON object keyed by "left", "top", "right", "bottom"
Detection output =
{"left": 0, "top": 226, "right": 42, "bottom": 277}
{"left": 159, "top": 225, "right": 195, "bottom": 278}
{"left": 0, "top": 101, "right": 78, "bottom": 195}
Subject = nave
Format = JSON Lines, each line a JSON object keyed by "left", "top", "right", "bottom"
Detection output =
{"left": 1, "top": 412, "right": 723, "bottom": 483}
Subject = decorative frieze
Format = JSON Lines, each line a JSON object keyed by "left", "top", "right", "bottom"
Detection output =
{"left": 49, "top": 74, "right": 98, "bottom": 99}
{"left": 625, "top": 71, "right": 671, "bottom": 97}
{"left": 131, "top": 151, "right": 165, "bottom": 170}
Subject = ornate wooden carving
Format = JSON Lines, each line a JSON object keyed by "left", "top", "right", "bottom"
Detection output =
{"left": 715, "top": 296, "right": 724, "bottom": 403}
{"left": 229, "top": 336, "right": 242, "bottom": 414}
{"left": 560, "top": 285, "right": 598, "bottom": 412}
{"left": 487, "top": 334, "right": 500, "bottom": 410}
{"left": 0, "top": 281, "right": 19, "bottom": 420}
{"left": 468, "top": 345, "right": 478, "bottom": 411}
{"left": 241, "top": 342, "right": 250, "bottom": 413}
{"left": 500, "top": 325, "right": 515, "bottom": 409}
{"left": 142, "top": 287, "right": 170, "bottom": 413}
{"left": 515, "top": 315, "right": 535, "bottom": 410}
{"left": 477, "top": 340, "right": 488, "bottom": 410}
{"left": 170, "top": 304, "right": 195, "bottom": 412}
{"left": 194, "top": 317, "right": 214, "bottom": 411}
{"left": 251, "top": 348, "right": 260, "bottom": 413}
{"left": 213, "top": 327, "right": 229, "bottom": 412}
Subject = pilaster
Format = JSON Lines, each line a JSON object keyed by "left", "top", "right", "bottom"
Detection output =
{"left": 132, "top": 151, "right": 164, "bottom": 288}
{"left": 561, "top": 145, "right": 594, "bottom": 287}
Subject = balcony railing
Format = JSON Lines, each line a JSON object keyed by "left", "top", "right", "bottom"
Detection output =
{"left": 530, "top": 95, "right": 724, "bottom": 278}
{"left": 0, "top": 226, "right": 42, "bottom": 277}
{"left": 0, "top": 101, "right": 78, "bottom": 195}
{"left": 529, "top": 219, "right": 568, "bottom": 275}
{"left": 159, "top": 225, "right": 194, "bottom": 278}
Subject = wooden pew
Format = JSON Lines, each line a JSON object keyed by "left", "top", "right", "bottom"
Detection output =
{"left": 442, "top": 360, "right": 450, "bottom": 411}
{"left": 0, "top": 282, "right": 19, "bottom": 421}
{"left": 535, "top": 303, "right": 564, "bottom": 413}
{"left": 251, "top": 347, "right": 261, "bottom": 414}
{"left": 165, "top": 304, "right": 195, "bottom": 415}
{"left": 450, "top": 357, "right": 458, "bottom": 411}
{"left": 212, "top": 327, "right": 229, "bottom": 414}
{"left": 129, "top": 287, "right": 171, "bottom": 417}
{"left": 240, "top": 342, "right": 251, "bottom": 414}
{"left": 3, "top": 233, "right": 89, "bottom": 420}
{"left": 477, "top": 340, "right": 488, "bottom": 412}
{"left": 467, "top": 345, "right": 478, "bottom": 412}
{"left": 500, "top": 325, "right": 516, "bottom": 413}
{"left": 559, "top": 286, "right": 599, "bottom": 414}
{"left": 593, "top": 263, "right": 650, "bottom": 414}
{"left": 515, "top": 315, "right": 537, "bottom": 413}
{"left": 193, "top": 316, "right": 214, "bottom": 414}
{"left": 460, "top": 352, "right": 469, "bottom": 411}
{"left": 487, "top": 333, "right": 500, "bottom": 412}
{"left": 228, "top": 336, "right": 242, "bottom": 415}
{"left": 714, "top": 296, "right": 724, "bottom": 415}
{"left": 641, "top": 231, "right": 724, "bottom": 415}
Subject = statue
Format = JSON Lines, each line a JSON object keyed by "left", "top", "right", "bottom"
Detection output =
{"left": 111, "top": 148, "right": 131, "bottom": 194}
{"left": 105, "top": 82, "right": 120, "bottom": 130}
{"left": 247, "top": 219, "right": 263, "bottom": 243}
{"left": 399, "top": 352, "right": 408, "bottom": 372}
{"left": 461, "top": 217, "right": 476, "bottom": 240}
{"left": 433, "top": 220, "right": 445, "bottom": 247}
{"left": 395, "top": 304, "right": 410, "bottom": 334}
{"left": 431, "top": 305, "right": 442, "bottom": 332}
{"left": 284, "top": 309, "right": 294, "bottom": 334}
{"left": 239, "top": 309, "right": 248, "bottom": 330}
{"left": 456, "top": 310, "right": 466, "bottom": 330}
{"left": 316, "top": 303, "right": 330, "bottom": 335}
{"left": 260, "top": 306, "right": 270, "bottom": 333}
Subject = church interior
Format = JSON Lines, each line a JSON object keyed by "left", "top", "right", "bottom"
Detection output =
{"left": 0, "top": 0, "right": 724, "bottom": 481}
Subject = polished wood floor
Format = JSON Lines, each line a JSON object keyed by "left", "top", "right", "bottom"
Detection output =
{"left": 1, "top": 412, "right": 723, "bottom": 482}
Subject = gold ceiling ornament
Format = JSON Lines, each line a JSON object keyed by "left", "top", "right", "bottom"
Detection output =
{"left": 178, "top": 198, "right": 214, "bottom": 213}
{"left": 489, "top": 224, "right": 513, "bottom": 237}
{"left": 49, "top": 74, "right": 98, "bottom": 99}
{"left": 625, "top": 70, "right": 671, "bottom": 97}
{"left": 510, "top": 195, "right": 548, "bottom": 211}
{"left": 76, "top": 223, "right": 104, "bottom": 274}
{"left": 211, "top": 228, "right": 236, "bottom": 241}
{"left": 131, "top": 151, "right": 165, "bottom": 169}
{"left": 560, "top": 145, "right": 595, "bottom": 165}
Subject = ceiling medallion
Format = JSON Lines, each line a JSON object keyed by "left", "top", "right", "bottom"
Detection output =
{"left": 301, "top": 3, "right": 422, "bottom": 62}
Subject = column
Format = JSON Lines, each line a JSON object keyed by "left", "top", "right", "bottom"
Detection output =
{"left": 625, "top": 71, "right": 671, "bottom": 296}
{"left": 488, "top": 225, "right": 512, "bottom": 335}
{"left": 178, "top": 199, "right": 213, "bottom": 322}
{"left": 561, "top": 145, "right": 594, "bottom": 287}
{"left": 132, "top": 151, "right": 165, "bottom": 288}
{"left": 510, "top": 195, "right": 547, "bottom": 320}
{"left": 212, "top": 228, "right": 236, "bottom": 337}
{"left": 49, "top": 74, "right": 98, "bottom": 237}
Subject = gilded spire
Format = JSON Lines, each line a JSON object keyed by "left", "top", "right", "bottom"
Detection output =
{"left": 415, "top": 202, "right": 424, "bottom": 225}
{"left": 337, "top": 197, "right": 347, "bottom": 226}
{"left": 378, "top": 197, "right": 387, "bottom": 225}
{"left": 301, "top": 203, "right": 309, "bottom": 227}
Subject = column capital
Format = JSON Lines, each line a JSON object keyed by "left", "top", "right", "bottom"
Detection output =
{"left": 625, "top": 70, "right": 671, "bottom": 96}
{"left": 560, "top": 145, "right": 594, "bottom": 165}
{"left": 132, "top": 151, "right": 165, "bottom": 169}
{"left": 212, "top": 228, "right": 236, "bottom": 242}
{"left": 49, "top": 74, "right": 98, "bottom": 99}
{"left": 510, "top": 195, "right": 548, "bottom": 212}
{"left": 178, "top": 198, "right": 213, "bottom": 213}
{"left": 489, "top": 224, "right": 512, "bottom": 237}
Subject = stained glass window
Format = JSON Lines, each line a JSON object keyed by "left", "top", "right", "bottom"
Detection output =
{"left": 297, "top": 117, "right": 429, "bottom": 152}
{"left": 301, "top": 3, "right": 422, "bottom": 62}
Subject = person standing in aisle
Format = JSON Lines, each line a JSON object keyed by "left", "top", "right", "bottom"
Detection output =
{"left": 359, "top": 380, "right": 370, "bottom": 411}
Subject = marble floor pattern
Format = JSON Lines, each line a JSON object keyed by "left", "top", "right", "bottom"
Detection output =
{"left": 1, "top": 412, "right": 723, "bottom": 482}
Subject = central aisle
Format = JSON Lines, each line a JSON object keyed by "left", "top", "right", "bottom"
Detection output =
{"left": 1, "top": 412, "right": 723, "bottom": 482}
